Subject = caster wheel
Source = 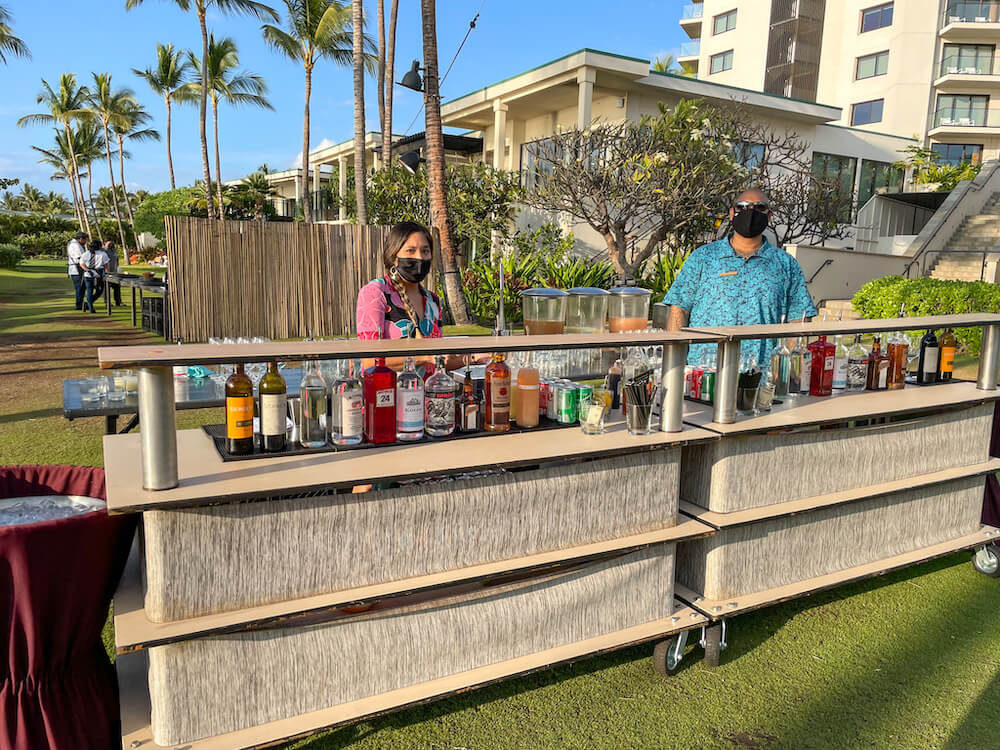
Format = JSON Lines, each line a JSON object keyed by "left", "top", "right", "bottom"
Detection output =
{"left": 973, "top": 544, "right": 1000, "bottom": 578}
{"left": 652, "top": 634, "right": 685, "bottom": 677}
{"left": 703, "top": 623, "right": 722, "bottom": 668}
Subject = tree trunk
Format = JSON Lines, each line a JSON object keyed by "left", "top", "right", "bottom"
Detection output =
{"left": 87, "top": 168, "right": 104, "bottom": 243}
{"left": 353, "top": 0, "right": 368, "bottom": 223}
{"left": 65, "top": 122, "right": 91, "bottom": 237}
{"left": 421, "top": 0, "right": 470, "bottom": 324}
{"left": 165, "top": 94, "right": 176, "bottom": 190}
{"left": 384, "top": 0, "right": 398, "bottom": 166}
{"left": 198, "top": 10, "right": 215, "bottom": 219}
{"left": 376, "top": 0, "right": 385, "bottom": 169}
{"left": 66, "top": 159, "right": 84, "bottom": 231}
{"left": 103, "top": 122, "right": 128, "bottom": 254}
{"left": 212, "top": 95, "right": 225, "bottom": 222}
{"left": 117, "top": 132, "right": 137, "bottom": 246}
{"left": 302, "top": 62, "right": 313, "bottom": 223}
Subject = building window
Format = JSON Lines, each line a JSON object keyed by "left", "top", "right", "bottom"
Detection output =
{"left": 856, "top": 51, "right": 889, "bottom": 79}
{"left": 945, "top": 1, "right": 1000, "bottom": 23}
{"left": 713, "top": 9, "right": 737, "bottom": 35}
{"left": 812, "top": 152, "right": 858, "bottom": 222}
{"left": 851, "top": 99, "right": 885, "bottom": 125}
{"left": 940, "top": 43, "right": 995, "bottom": 75}
{"left": 520, "top": 137, "right": 562, "bottom": 191}
{"left": 935, "top": 94, "right": 989, "bottom": 126}
{"left": 858, "top": 159, "right": 904, "bottom": 206}
{"left": 860, "top": 2, "right": 893, "bottom": 32}
{"left": 932, "top": 143, "right": 984, "bottom": 165}
{"left": 710, "top": 50, "right": 734, "bottom": 74}
{"left": 733, "top": 142, "right": 765, "bottom": 169}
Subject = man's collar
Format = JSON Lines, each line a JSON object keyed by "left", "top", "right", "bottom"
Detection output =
{"left": 723, "top": 235, "right": 775, "bottom": 259}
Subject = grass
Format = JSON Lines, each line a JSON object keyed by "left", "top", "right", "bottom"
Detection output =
{"left": 1, "top": 260, "right": 998, "bottom": 750}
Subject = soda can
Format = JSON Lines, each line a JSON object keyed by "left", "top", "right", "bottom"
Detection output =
{"left": 684, "top": 366, "right": 693, "bottom": 397}
{"left": 539, "top": 380, "right": 551, "bottom": 417}
{"left": 690, "top": 367, "right": 704, "bottom": 400}
{"left": 546, "top": 380, "right": 558, "bottom": 420}
{"left": 575, "top": 384, "right": 594, "bottom": 421}
{"left": 701, "top": 370, "right": 716, "bottom": 404}
{"left": 554, "top": 383, "right": 578, "bottom": 424}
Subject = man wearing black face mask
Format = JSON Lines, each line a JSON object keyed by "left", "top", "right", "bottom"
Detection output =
{"left": 663, "top": 188, "right": 817, "bottom": 367}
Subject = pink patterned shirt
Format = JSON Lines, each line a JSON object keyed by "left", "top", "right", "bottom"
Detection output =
{"left": 356, "top": 276, "right": 443, "bottom": 340}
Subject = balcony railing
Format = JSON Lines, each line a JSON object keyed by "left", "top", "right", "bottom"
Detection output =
{"left": 679, "top": 40, "right": 701, "bottom": 57}
{"left": 939, "top": 54, "right": 1000, "bottom": 75}
{"left": 942, "top": 1, "right": 1000, "bottom": 24}
{"left": 681, "top": 3, "right": 703, "bottom": 20}
{"left": 931, "top": 108, "right": 999, "bottom": 128}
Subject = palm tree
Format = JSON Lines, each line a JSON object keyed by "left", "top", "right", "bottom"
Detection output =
{"left": 87, "top": 72, "right": 134, "bottom": 251}
{"left": 262, "top": 0, "right": 370, "bottom": 223}
{"left": 45, "top": 191, "right": 72, "bottom": 215}
{"left": 420, "top": 0, "right": 468, "bottom": 322}
{"left": 232, "top": 171, "right": 277, "bottom": 220}
{"left": 652, "top": 54, "right": 678, "bottom": 74}
{"left": 0, "top": 5, "right": 30, "bottom": 64}
{"left": 17, "top": 74, "right": 92, "bottom": 234}
{"left": 182, "top": 36, "right": 273, "bottom": 221}
{"left": 352, "top": 0, "right": 367, "bottom": 223}
{"left": 42, "top": 121, "right": 108, "bottom": 238}
{"left": 383, "top": 0, "right": 398, "bottom": 165}
{"left": 17, "top": 183, "right": 46, "bottom": 212}
{"left": 114, "top": 100, "right": 160, "bottom": 238}
{"left": 133, "top": 43, "right": 190, "bottom": 189}
{"left": 125, "top": 0, "right": 278, "bottom": 219}
{"left": 32, "top": 131, "right": 86, "bottom": 228}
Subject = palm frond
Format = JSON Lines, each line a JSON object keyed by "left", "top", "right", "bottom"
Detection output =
{"left": 261, "top": 24, "right": 303, "bottom": 61}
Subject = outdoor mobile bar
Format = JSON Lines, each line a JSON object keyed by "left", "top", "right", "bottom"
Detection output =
{"left": 97, "top": 316, "right": 1000, "bottom": 748}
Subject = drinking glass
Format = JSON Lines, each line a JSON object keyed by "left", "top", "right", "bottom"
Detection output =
{"left": 107, "top": 372, "right": 126, "bottom": 402}
{"left": 580, "top": 396, "right": 607, "bottom": 435}
{"left": 625, "top": 390, "right": 656, "bottom": 435}
{"left": 80, "top": 377, "right": 102, "bottom": 404}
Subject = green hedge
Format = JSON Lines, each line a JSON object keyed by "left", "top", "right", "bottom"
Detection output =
{"left": 0, "top": 243, "right": 23, "bottom": 269}
{"left": 852, "top": 276, "right": 1000, "bottom": 355}
{"left": 0, "top": 213, "right": 76, "bottom": 245}
{"left": 14, "top": 230, "right": 77, "bottom": 257}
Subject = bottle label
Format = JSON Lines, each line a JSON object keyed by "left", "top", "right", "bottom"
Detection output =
{"left": 824, "top": 355, "right": 834, "bottom": 371}
{"left": 425, "top": 392, "right": 455, "bottom": 428}
{"left": 341, "top": 393, "right": 363, "bottom": 434}
{"left": 940, "top": 346, "right": 956, "bottom": 373}
{"left": 878, "top": 361, "right": 889, "bottom": 388}
{"left": 464, "top": 404, "right": 479, "bottom": 430}
{"left": 376, "top": 388, "right": 394, "bottom": 408}
{"left": 226, "top": 396, "right": 254, "bottom": 439}
{"left": 922, "top": 346, "right": 940, "bottom": 375}
{"left": 398, "top": 392, "right": 424, "bottom": 430}
{"left": 260, "top": 393, "right": 286, "bottom": 436}
{"left": 491, "top": 377, "right": 511, "bottom": 419}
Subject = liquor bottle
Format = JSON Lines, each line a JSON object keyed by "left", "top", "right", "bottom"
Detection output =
{"left": 608, "top": 358, "right": 622, "bottom": 410}
{"left": 799, "top": 338, "right": 813, "bottom": 395}
{"left": 460, "top": 364, "right": 480, "bottom": 432}
{"left": 832, "top": 335, "right": 848, "bottom": 391}
{"left": 484, "top": 351, "right": 512, "bottom": 432}
{"left": 225, "top": 363, "right": 254, "bottom": 455}
{"left": 846, "top": 334, "right": 868, "bottom": 391}
{"left": 938, "top": 327, "right": 957, "bottom": 381}
{"left": 364, "top": 357, "right": 397, "bottom": 444}
{"left": 770, "top": 337, "right": 791, "bottom": 398}
{"left": 917, "top": 329, "right": 940, "bottom": 385}
{"left": 788, "top": 336, "right": 805, "bottom": 396}
{"left": 866, "top": 334, "right": 890, "bottom": 390}
{"left": 424, "top": 355, "right": 456, "bottom": 437}
{"left": 258, "top": 360, "right": 287, "bottom": 453}
{"left": 886, "top": 330, "right": 908, "bottom": 390}
{"left": 507, "top": 352, "right": 522, "bottom": 424}
{"left": 300, "top": 359, "right": 327, "bottom": 448}
{"left": 808, "top": 335, "right": 835, "bottom": 396}
{"left": 516, "top": 367, "right": 541, "bottom": 428}
{"left": 331, "top": 359, "right": 363, "bottom": 445}
{"left": 396, "top": 357, "right": 424, "bottom": 441}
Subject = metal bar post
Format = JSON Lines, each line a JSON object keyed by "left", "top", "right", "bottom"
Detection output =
{"left": 138, "top": 366, "right": 178, "bottom": 490}
{"left": 713, "top": 340, "right": 741, "bottom": 424}
{"left": 661, "top": 342, "right": 688, "bottom": 433}
{"left": 977, "top": 324, "right": 999, "bottom": 391}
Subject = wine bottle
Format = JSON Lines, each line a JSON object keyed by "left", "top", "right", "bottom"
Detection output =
{"left": 832, "top": 335, "right": 848, "bottom": 390}
{"left": 331, "top": 359, "right": 363, "bottom": 445}
{"left": 425, "top": 355, "right": 456, "bottom": 437}
{"left": 300, "top": 359, "right": 327, "bottom": 448}
{"left": 938, "top": 327, "right": 957, "bottom": 381}
{"left": 396, "top": 357, "right": 424, "bottom": 441}
{"left": 483, "top": 351, "right": 511, "bottom": 432}
{"left": 917, "top": 329, "right": 940, "bottom": 385}
{"left": 460, "top": 364, "right": 480, "bottom": 432}
{"left": 259, "top": 360, "right": 287, "bottom": 453}
{"left": 846, "top": 334, "right": 868, "bottom": 391}
{"left": 364, "top": 357, "right": 396, "bottom": 444}
{"left": 225, "top": 363, "right": 254, "bottom": 455}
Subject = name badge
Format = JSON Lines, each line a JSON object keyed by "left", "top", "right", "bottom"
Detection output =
{"left": 719, "top": 271, "right": 738, "bottom": 277}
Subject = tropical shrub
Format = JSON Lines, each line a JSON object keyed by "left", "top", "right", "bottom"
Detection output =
{"left": 852, "top": 276, "right": 1000, "bottom": 354}
{"left": 133, "top": 186, "right": 202, "bottom": 238}
{"left": 637, "top": 252, "right": 689, "bottom": 308}
{"left": 0, "top": 213, "right": 75, "bottom": 245}
{"left": 13, "top": 230, "right": 76, "bottom": 257}
{"left": 0, "top": 243, "right": 24, "bottom": 269}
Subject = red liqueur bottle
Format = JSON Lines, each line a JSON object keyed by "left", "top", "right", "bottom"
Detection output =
{"left": 808, "top": 335, "right": 835, "bottom": 396}
{"left": 364, "top": 357, "right": 397, "bottom": 444}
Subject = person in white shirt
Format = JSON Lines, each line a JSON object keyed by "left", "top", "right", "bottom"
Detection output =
{"left": 78, "top": 242, "right": 97, "bottom": 313}
{"left": 89, "top": 240, "right": 108, "bottom": 304}
{"left": 66, "top": 232, "right": 88, "bottom": 310}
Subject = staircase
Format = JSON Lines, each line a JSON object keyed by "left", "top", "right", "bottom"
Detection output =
{"left": 816, "top": 299, "right": 862, "bottom": 321}
{"left": 928, "top": 192, "right": 1000, "bottom": 281}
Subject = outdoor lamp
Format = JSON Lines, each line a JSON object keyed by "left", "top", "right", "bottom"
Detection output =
{"left": 399, "top": 60, "right": 424, "bottom": 92}
{"left": 399, "top": 150, "right": 426, "bottom": 174}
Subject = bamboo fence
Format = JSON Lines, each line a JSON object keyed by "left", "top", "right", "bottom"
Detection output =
{"left": 164, "top": 217, "right": 415, "bottom": 341}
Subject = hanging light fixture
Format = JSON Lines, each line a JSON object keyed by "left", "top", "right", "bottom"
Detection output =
{"left": 398, "top": 150, "right": 426, "bottom": 174}
{"left": 399, "top": 60, "right": 424, "bottom": 92}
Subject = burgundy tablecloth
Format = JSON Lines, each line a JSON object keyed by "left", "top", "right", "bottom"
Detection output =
{"left": 0, "top": 465, "right": 136, "bottom": 750}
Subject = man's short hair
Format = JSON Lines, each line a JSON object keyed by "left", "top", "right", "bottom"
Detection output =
{"left": 74, "top": 231, "right": 89, "bottom": 240}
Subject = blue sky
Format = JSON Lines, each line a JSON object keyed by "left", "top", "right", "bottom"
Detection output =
{"left": 0, "top": 0, "right": 684, "bottom": 195}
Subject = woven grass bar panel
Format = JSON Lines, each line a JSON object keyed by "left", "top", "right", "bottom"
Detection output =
{"left": 147, "top": 546, "right": 674, "bottom": 745}
{"left": 680, "top": 404, "right": 991, "bottom": 513}
{"left": 143, "top": 448, "right": 680, "bottom": 622}
{"left": 676, "top": 476, "right": 984, "bottom": 600}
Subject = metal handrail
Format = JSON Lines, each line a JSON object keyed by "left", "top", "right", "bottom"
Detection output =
{"left": 806, "top": 258, "right": 834, "bottom": 284}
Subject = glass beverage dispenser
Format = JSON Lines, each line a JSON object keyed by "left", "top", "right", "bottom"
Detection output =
{"left": 608, "top": 287, "right": 652, "bottom": 332}
{"left": 521, "top": 288, "right": 568, "bottom": 335}
{"left": 565, "top": 288, "right": 609, "bottom": 334}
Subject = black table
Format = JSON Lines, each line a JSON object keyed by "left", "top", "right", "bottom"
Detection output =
{"left": 62, "top": 368, "right": 304, "bottom": 434}
{"left": 106, "top": 274, "right": 170, "bottom": 339}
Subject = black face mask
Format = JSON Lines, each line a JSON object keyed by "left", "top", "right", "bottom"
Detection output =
{"left": 395, "top": 257, "right": 432, "bottom": 283}
{"left": 732, "top": 209, "right": 769, "bottom": 239}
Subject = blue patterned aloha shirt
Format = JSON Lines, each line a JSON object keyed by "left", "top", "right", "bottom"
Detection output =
{"left": 663, "top": 236, "right": 818, "bottom": 368}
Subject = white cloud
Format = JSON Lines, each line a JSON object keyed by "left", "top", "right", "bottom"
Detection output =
{"left": 290, "top": 138, "right": 336, "bottom": 168}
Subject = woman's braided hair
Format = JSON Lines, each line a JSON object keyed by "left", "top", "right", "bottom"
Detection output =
{"left": 382, "top": 221, "right": 434, "bottom": 339}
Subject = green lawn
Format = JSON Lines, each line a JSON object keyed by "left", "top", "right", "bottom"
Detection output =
{"left": 1, "top": 260, "right": 998, "bottom": 750}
